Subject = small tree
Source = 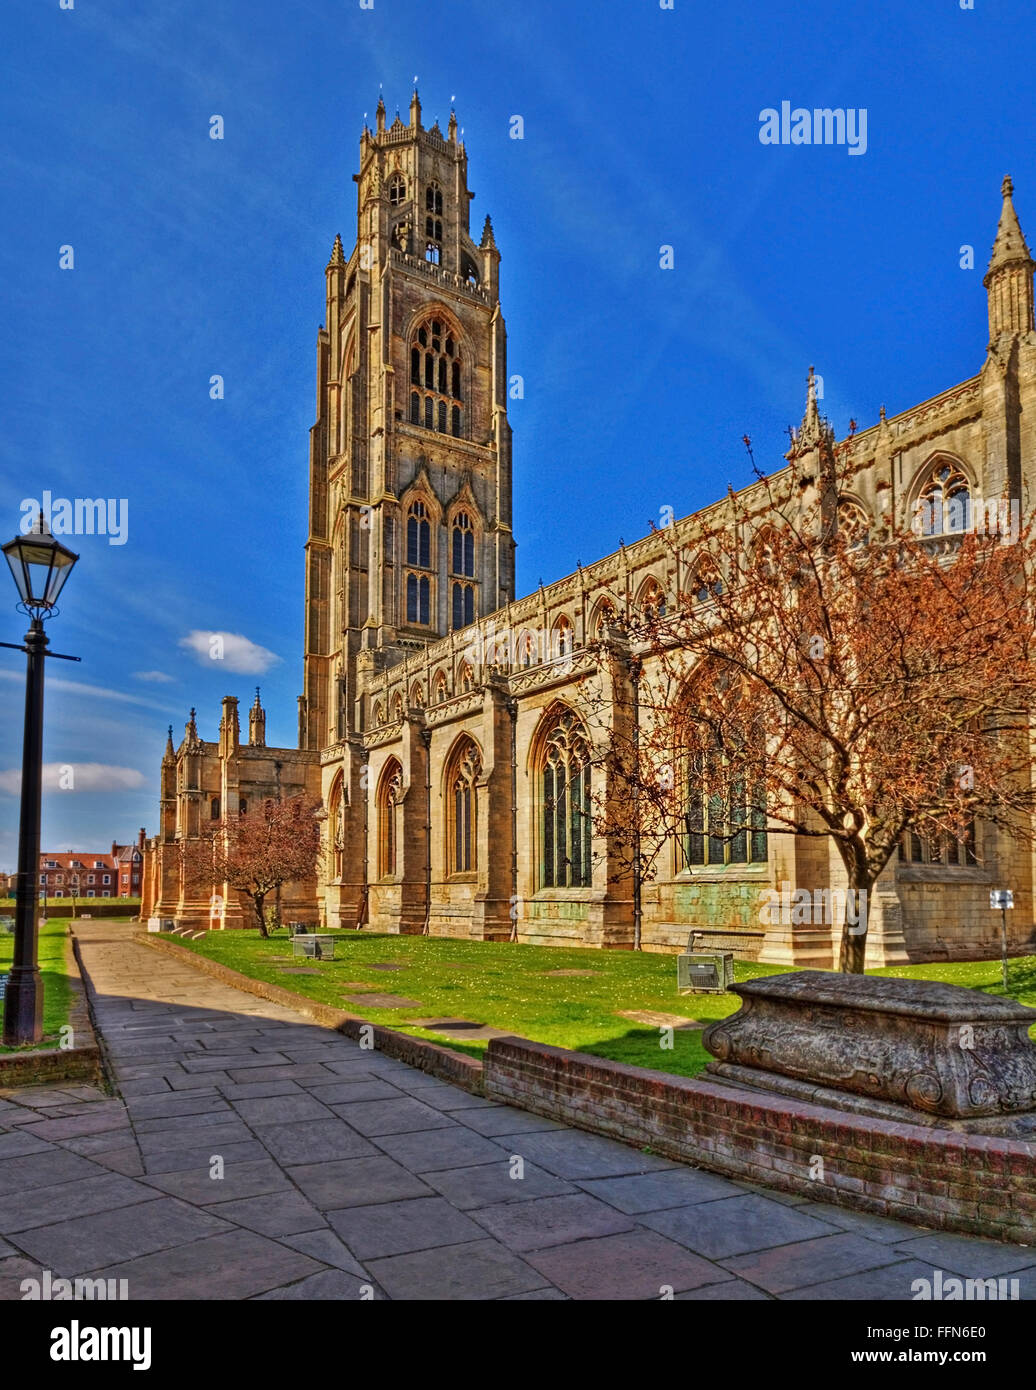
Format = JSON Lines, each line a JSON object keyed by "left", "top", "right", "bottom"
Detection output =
{"left": 183, "top": 795, "right": 322, "bottom": 937}
{"left": 66, "top": 869, "right": 81, "bottom": 920}
{"left": 595, "top": 428, "right": 1036, "bottom": 972}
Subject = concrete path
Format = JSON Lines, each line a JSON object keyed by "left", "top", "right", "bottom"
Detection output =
{"left": 0, "top": 921, "right": 1031, "bottom": 1301}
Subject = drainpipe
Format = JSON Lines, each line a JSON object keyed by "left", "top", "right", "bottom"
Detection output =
{"left": 357, "top": 739, "right": 369, "bottom": 930}
{"left": 420, "top": 726, "right": 432, "bottom": 935}
{"left": 630, "top": 655, "right": 642, "bottom": 952}
{"left": 507, "top": 696, "right": 519, "bottom": 942}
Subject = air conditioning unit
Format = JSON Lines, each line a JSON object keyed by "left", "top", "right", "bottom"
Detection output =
{"left": 677, "top": 951, "right": 735, "bottom": 994}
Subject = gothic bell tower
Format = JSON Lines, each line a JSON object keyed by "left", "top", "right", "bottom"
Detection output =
{"left": 299, "top": 92, "right": 515, "bottom": 753}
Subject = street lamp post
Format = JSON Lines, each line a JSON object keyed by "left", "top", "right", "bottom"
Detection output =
{"left": 1, "top": 515, "right": 79, "bottom": 1045}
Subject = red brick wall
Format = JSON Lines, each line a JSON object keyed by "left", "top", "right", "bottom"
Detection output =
{"left": 484, "top": 1037, "right": 1035, "bottom": 1244}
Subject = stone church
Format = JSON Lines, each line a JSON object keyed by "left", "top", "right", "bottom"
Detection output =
{"left": 141, "top": 95, "right": 1036, "bottom": 966}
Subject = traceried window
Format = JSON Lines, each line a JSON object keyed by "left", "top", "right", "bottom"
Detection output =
{"left": 898, "top": 826, "right": 977, "bottom": 867}
{"left": 679, "top": 742, "right": 767, "bottom": 869}
{"left": 210, "top": 797, "right": 220, "bottom": 821}
{"left": 452, "top": 583, "right": 475, "bottom": 629}
{"left": 426, "top": 183, "right": 443, "bottom": 216}
{"left": 409, "top": 319, "right": 463, "bottom": 437}
{"left": 377, "top": 760, "right": 402, "bottom": 879}
{"left": 541, "top": 711, "right": 593, "bottom": 889}
{"left": 837, "top": 499, "right": 870, "bottom": 548}
{"left": 452, "top": 511, "right": 475, "bottom": 576}
{"left": 915, "top": 461, "right": 971, "bottom": 536}
{"left": 405, "top": 499, "right": 432, "bottom": 625}
{"left": 448, "top": 738, "right": 481, "bottom": 874}
{"left": 389, "top": 173, "right": 406, "bottom": 206}
{"left": 638, "top": 579, "right": 667, "bottom": 617}
{"left": 434, "top": 671, "right": 449, "bottom": 703}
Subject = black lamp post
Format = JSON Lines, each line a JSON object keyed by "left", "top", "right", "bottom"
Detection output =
{"left": 1, "top": 515, "right": 79, "bottom": 1045}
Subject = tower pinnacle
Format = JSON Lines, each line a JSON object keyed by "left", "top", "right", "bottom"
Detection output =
{"left": 984, "top": 175, "right": 1035, "bottom": 342}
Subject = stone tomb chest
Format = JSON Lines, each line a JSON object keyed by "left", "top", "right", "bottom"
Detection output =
{"left": 702, "top": 970, "right": 1036, "bottom": 1133}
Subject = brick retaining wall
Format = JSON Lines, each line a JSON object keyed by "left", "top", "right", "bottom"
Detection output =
{"left": 483, "top": 1037, "right": 1036, "bottom": 1245}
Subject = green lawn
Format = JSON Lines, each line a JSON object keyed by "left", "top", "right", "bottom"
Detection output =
{"left": 0, "top": 917, "right": 74, "bottom": 1052}
{"left": 172, "top": 928, "right": 1036, "bottom": 1080}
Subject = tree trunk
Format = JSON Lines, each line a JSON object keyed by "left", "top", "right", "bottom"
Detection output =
{"left": 253, "top": 892, "right": 268, "bottom": 938}
{"left": 837, "top": 872, "right": 874, "bottom": 974}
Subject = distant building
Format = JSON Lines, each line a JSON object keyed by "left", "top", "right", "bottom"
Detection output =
{"left": 37, "top": 829, "right": 146, "bottom": 900}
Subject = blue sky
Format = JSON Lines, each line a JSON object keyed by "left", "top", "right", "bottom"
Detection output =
{"left": 1, "top": 0, "right": 1034, "bottom": 868}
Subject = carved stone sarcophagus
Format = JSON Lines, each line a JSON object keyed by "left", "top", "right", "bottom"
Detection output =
{"left": 702, "top": 970, "right": 1036, "bottom": 1121}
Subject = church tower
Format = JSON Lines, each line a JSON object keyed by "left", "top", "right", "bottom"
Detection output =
{"left": 299, "top": 94, "right": 515, "bottom": 753}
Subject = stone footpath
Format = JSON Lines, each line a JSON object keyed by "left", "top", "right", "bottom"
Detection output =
{"left": 0, "top": 921, "right": 1031, "bottom": 1301}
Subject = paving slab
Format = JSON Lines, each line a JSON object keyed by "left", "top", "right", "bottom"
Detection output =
{"left": 524, "top": 1229, "right": 725, "bottom": 1300}
{"left": 421, "top": 1161, "right": 579, "bottom": 1211}
{"left": 327, "top": 1196, "right": 485, "bottom": 1259}
{"left": 720, "top": 1233, "right": 907, "bottom": 1295}
{"left": 365, "top": 1238, "right": 547, "bottom": 1301}
{"left": 209, "top": 1190, "right": 329, "bottom": 1237}
{"left": 372, "top": 1127, "right": 514, "bottom": 1173}
{"left": 12, "top": 1196, "right": 235, "bottom": 1275}
{"left": 328, "top": 1097, "right": 456, "bottom": 1136}
{"left": 0, "top": 1173, "right": 155, "bottom": 1234}
{"left": 253, "top": 1269, "right": 375, "bottom": 1299}
{"left": 251, "top": 1119, "right": 379, "bottom": 1165}
{"left": 288, "top": 1156, "right": 433, "bottom": 1210}
{"left": 640, "top": 1194, "right": 844, "bottom": 1260}
{"left": 92, "top": 1229, "right": 325, "bottom": 1301}
{"left": 577, "top": 1168, "right": 747, "bottom": 1213}
{"left": 504, "top": 1130, "right": 680, "bottom": 1180}
{"left": 470, "top": 1193, "right": 636, "bottom": 1252}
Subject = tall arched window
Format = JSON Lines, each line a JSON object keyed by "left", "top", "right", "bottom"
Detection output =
{"left": 405, "top": 499, "right": 432, "bottom": 625}
{"left": 447, "top": 738, "right": 481, "bottom": 874}
{"left": 406, "top": 500, "right": 431, "bottom": 567}
{"left": 540, "top": 711, "right": 593, "bottom": 888}
{"left": 915, "top": 461, "right": 972, "bottom": 536}
{"left": 239, "top": 797, "right": 248, "bottom": 817}
{"left": 392, "top": 693, "right": 404, "bottom": 721}
{"left": 679, "top": 738, "right": 767, "bottom": 868}
{"left": 459, "top": 663, "right": 474, "bottom": 693}
{"left": 434, "top": 671, "right": 449, "bottom": 703}
{"left": 592, "top": 599, "right": 617, "bottom": 640}
{"left": 423, "top": 189, "right": 442, "bottom": 261}
{"left": 517, "top": 630, "right": 536, "bottom": 668}
{"left": 452, "top": 511, "right": 475, "bottom": 576}
{"left": 328, "top": 777, "right": 344, "bottom": 880}
{"left": 452, "top": 583, "right": 475, "bottom": 629}
{"left": 210, "top": 797, "right": 220, "bottom": 821}
{"left": 389, "top": 173, "right": 406, "bottom": 206}
{"left": 552, "top": 615, "right": 573, "bottom": 659}
{"left": 377, "top": 760, "right": 402, "bottom": 879}
{"left": 409, "top": 319, "right": 463, "bottom": 437}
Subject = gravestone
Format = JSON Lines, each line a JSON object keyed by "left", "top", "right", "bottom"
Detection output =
{"left": 703, "top": 970, "right": 1036, "bottom": 1133}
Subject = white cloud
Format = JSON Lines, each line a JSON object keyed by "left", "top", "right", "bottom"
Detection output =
{"left": 134, "top": 670, "right": 175, "bottom": 684}
{"left": 0, "top": 764, "right": 147, "bottom": 796}
{"left": 0, "top": 670, "right": 175, "bottom": 712}
{"left": 179, "top": 630, "right": 280, "bottom": 675}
